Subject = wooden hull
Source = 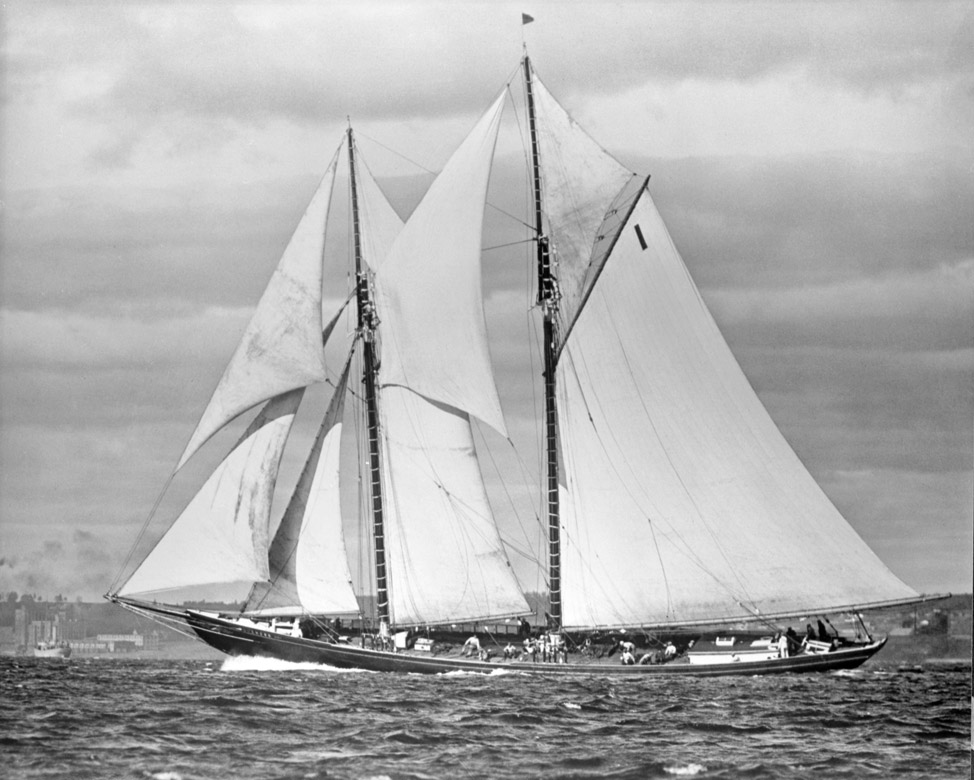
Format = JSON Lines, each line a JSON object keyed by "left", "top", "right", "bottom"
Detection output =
{"left": 186, "top": 611, "right": 886, "bottom": 677}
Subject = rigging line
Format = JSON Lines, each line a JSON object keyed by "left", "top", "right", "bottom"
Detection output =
{"left": 565, "top": 301, "right": 676, "bottom": 619}
{"left": 119, "top": 603, "right": 200, "bottom": 641}
{"left": 386, "top": 426, "right": 505, "bottom": 554}
{"left": 482, "top": 237, "right": 535, "bottom": 252}
{"left": 486, "top": 202, "right": 534, "bottom": 231}
{"left": 503, "top": 60, "right": 524, "bottom": 93}
{"left": 471, "top": 421, "right": 525, "bottom": 537}
{"left": 566, "top": 293, "right": 751, "bottom": 606}
{"left": 507, "top": 70, "right": 540, "bottom": 244}
{"left": 355, "top": 147, "right": 407, "bottom": 225}
{"left": 736, "top": 602, "right": 796, "bottom": 635}
{"left": 645, "top": 516, "right": 674, "bottom": 620}
{"left": 558, "top": 346, "right": 649, "bottom": 615}
{"left": 564, "top": 337, "right": 729, "bottom": 622}
{"left": 108, "top": 470, "right": 176, "bottom": 593}
{"left": 382, "top": 404, "right": 524, "bottom": 623}
{"left": 354, "top": 129, "right": 438, "bottom": 176}
{"left": 500, "top": 538, "right": 542, "bottom": 567}
{"left": 245, "top": 343, "right": 360, "bottom": 613}
{"left": 556, "top": 363, "right": 646, "bottom": 626}
{"left": 501, "top": 434, "right": 545, "bottom": 545}
{"left": 599, "top": 298, "right": 756, "bottom": 608}
{"left": 471, "top": 423, "right": 542, "bottom": 581}
{"left": 507, "top": 73, "right": 529, "bottom": 156}
{"left": 377, "top": 319, "right": 510, "bottom": 549}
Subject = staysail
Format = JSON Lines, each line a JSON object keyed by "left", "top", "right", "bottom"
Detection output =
{"left": 371, "top": 94, "right": 531, "bottom": 625}
{"left": 242, "top": 351, "right": 359, "bottom": 617}
{"left": 176, "top": 151, "right": 340, "bottom": 470}
{"left": 119, "top": 389, "right": 303, "bottom": 597}
{"left": 530, "top": 72, "right": 919, "bottom": 629}
{"left": 375, "top": 92, "right": 509, "bottom": 437}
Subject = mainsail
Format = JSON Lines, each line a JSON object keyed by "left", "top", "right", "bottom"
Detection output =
{"left": 119, "top": 389, "right": 303, "bottom": 597}
{"left": 242, "top": 351, "right": 359, "bottom": 617}
{"left": 528, "top": 69, "right": 920, "bottom": 629}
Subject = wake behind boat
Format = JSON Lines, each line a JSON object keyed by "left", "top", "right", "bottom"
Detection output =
{"left": 107, "top": 45, "right": 936, "bottom": 676}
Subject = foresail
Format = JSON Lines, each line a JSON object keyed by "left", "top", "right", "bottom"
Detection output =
{"left": 379, "top": 386, "right": 531, "bottom": 626}
{"left": 176, "top": 151, "right": 340, "bottom": 470}
{"left": 531, "top": 73, "right": 639, "bottom": 348}
{"left": 120, "top": 390, "right": 303, "bottom": 597}
{"left": 555, "top": 189, "right": 919, "bottom": 629}
{"left": 243, "top": 351, "right": 359, "bottom": 617}
{"left": 375, "top": 93, "right": 509, "bottom": 436}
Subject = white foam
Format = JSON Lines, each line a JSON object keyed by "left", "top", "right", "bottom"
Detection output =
{"left": 434, "top": 666, "right": 518, "bottom": 678}
{"left": 219, "top": 656, "right": 366, "bottom": 673}
{"left": 664, "top": 764, "right": 707, "bottom": 776}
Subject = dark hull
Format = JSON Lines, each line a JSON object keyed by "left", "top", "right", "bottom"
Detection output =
{"left": 186, "top": 611, "right": 886, "bottom": 676}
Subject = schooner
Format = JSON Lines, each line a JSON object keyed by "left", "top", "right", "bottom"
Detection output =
{"left": 108, "top": 52, "right": 932, "bottom": 675}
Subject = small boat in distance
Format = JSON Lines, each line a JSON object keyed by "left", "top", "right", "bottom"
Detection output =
{"left": 33, "top": 640, "right": 71, "bottom": 659}
{"left": 108, "top": 49, "right": 936, "bottom": 675}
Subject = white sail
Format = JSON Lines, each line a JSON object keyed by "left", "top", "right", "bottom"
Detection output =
{"left": 243, "top": 353, "right": 359, "bottom": 617}
{"left": 380, "top": 386, "right": 531, "bottom": 626}
{"left": 176, "top": 153, "right": 340, "bottom": 469}
{"left": 362, "top": 102, "right": 529, "bottom": 626}
{"left": 531, "top": 74, "right": 639, "bottom": 346}
{"left": 120, "top": 390, "right": 303, "bottom": 597}
{"left": 356, "top": 147, "right": 405, "bottom": 273}
{"left": 555, "top": 188, "right": 919, "bottom": 628}
{"left": 375, "top": 92, "right": 509, "bottom": 436}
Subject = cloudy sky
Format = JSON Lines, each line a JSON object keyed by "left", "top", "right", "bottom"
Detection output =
{"left": 1, "top": 2, "right": 971, "bottom": 603}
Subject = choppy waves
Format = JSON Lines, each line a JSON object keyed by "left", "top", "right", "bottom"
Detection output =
{"left": 1, "top": 657, "right": 969, "bottom": 779}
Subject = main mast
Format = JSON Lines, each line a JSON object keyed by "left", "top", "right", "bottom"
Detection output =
{"left": 347, "top": 127, "right": 389, "bottom": 628}
{"left": 523, "top": 54, "right": 561, "bottom": 630}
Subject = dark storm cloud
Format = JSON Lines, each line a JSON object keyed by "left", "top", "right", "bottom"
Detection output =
{"left": 734, "top": 344, "right": 972, "bottom": 475}
{"left": 8, "top": 4, "right": 969, "bottom": 153}
{"left": 564, "top": 3, "right": 974, "bottom": 93}
{"left": 642, "top": 151, "right": 974, "bottom": 290}
{"left": 1, "top": 164, "right": 429, "bottom": 316}
{"left": 1, "top": 176, "right": 320, "bottom": 313}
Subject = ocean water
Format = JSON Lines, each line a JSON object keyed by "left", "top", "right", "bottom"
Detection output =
{"left": 1, "top": 656, "right": 969, "bottom": 779}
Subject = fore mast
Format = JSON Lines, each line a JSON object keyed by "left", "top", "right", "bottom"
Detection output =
{"left": 347, "top": 127, "right": 390, "bottom": 631}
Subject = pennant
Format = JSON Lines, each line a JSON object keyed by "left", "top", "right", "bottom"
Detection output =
{"left": 522, "top": 13, "right": 534, "bottom": 25}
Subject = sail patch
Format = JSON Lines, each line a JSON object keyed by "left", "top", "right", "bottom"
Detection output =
{"left": 634, "top": 224, "right": 647, "bottom": 251}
